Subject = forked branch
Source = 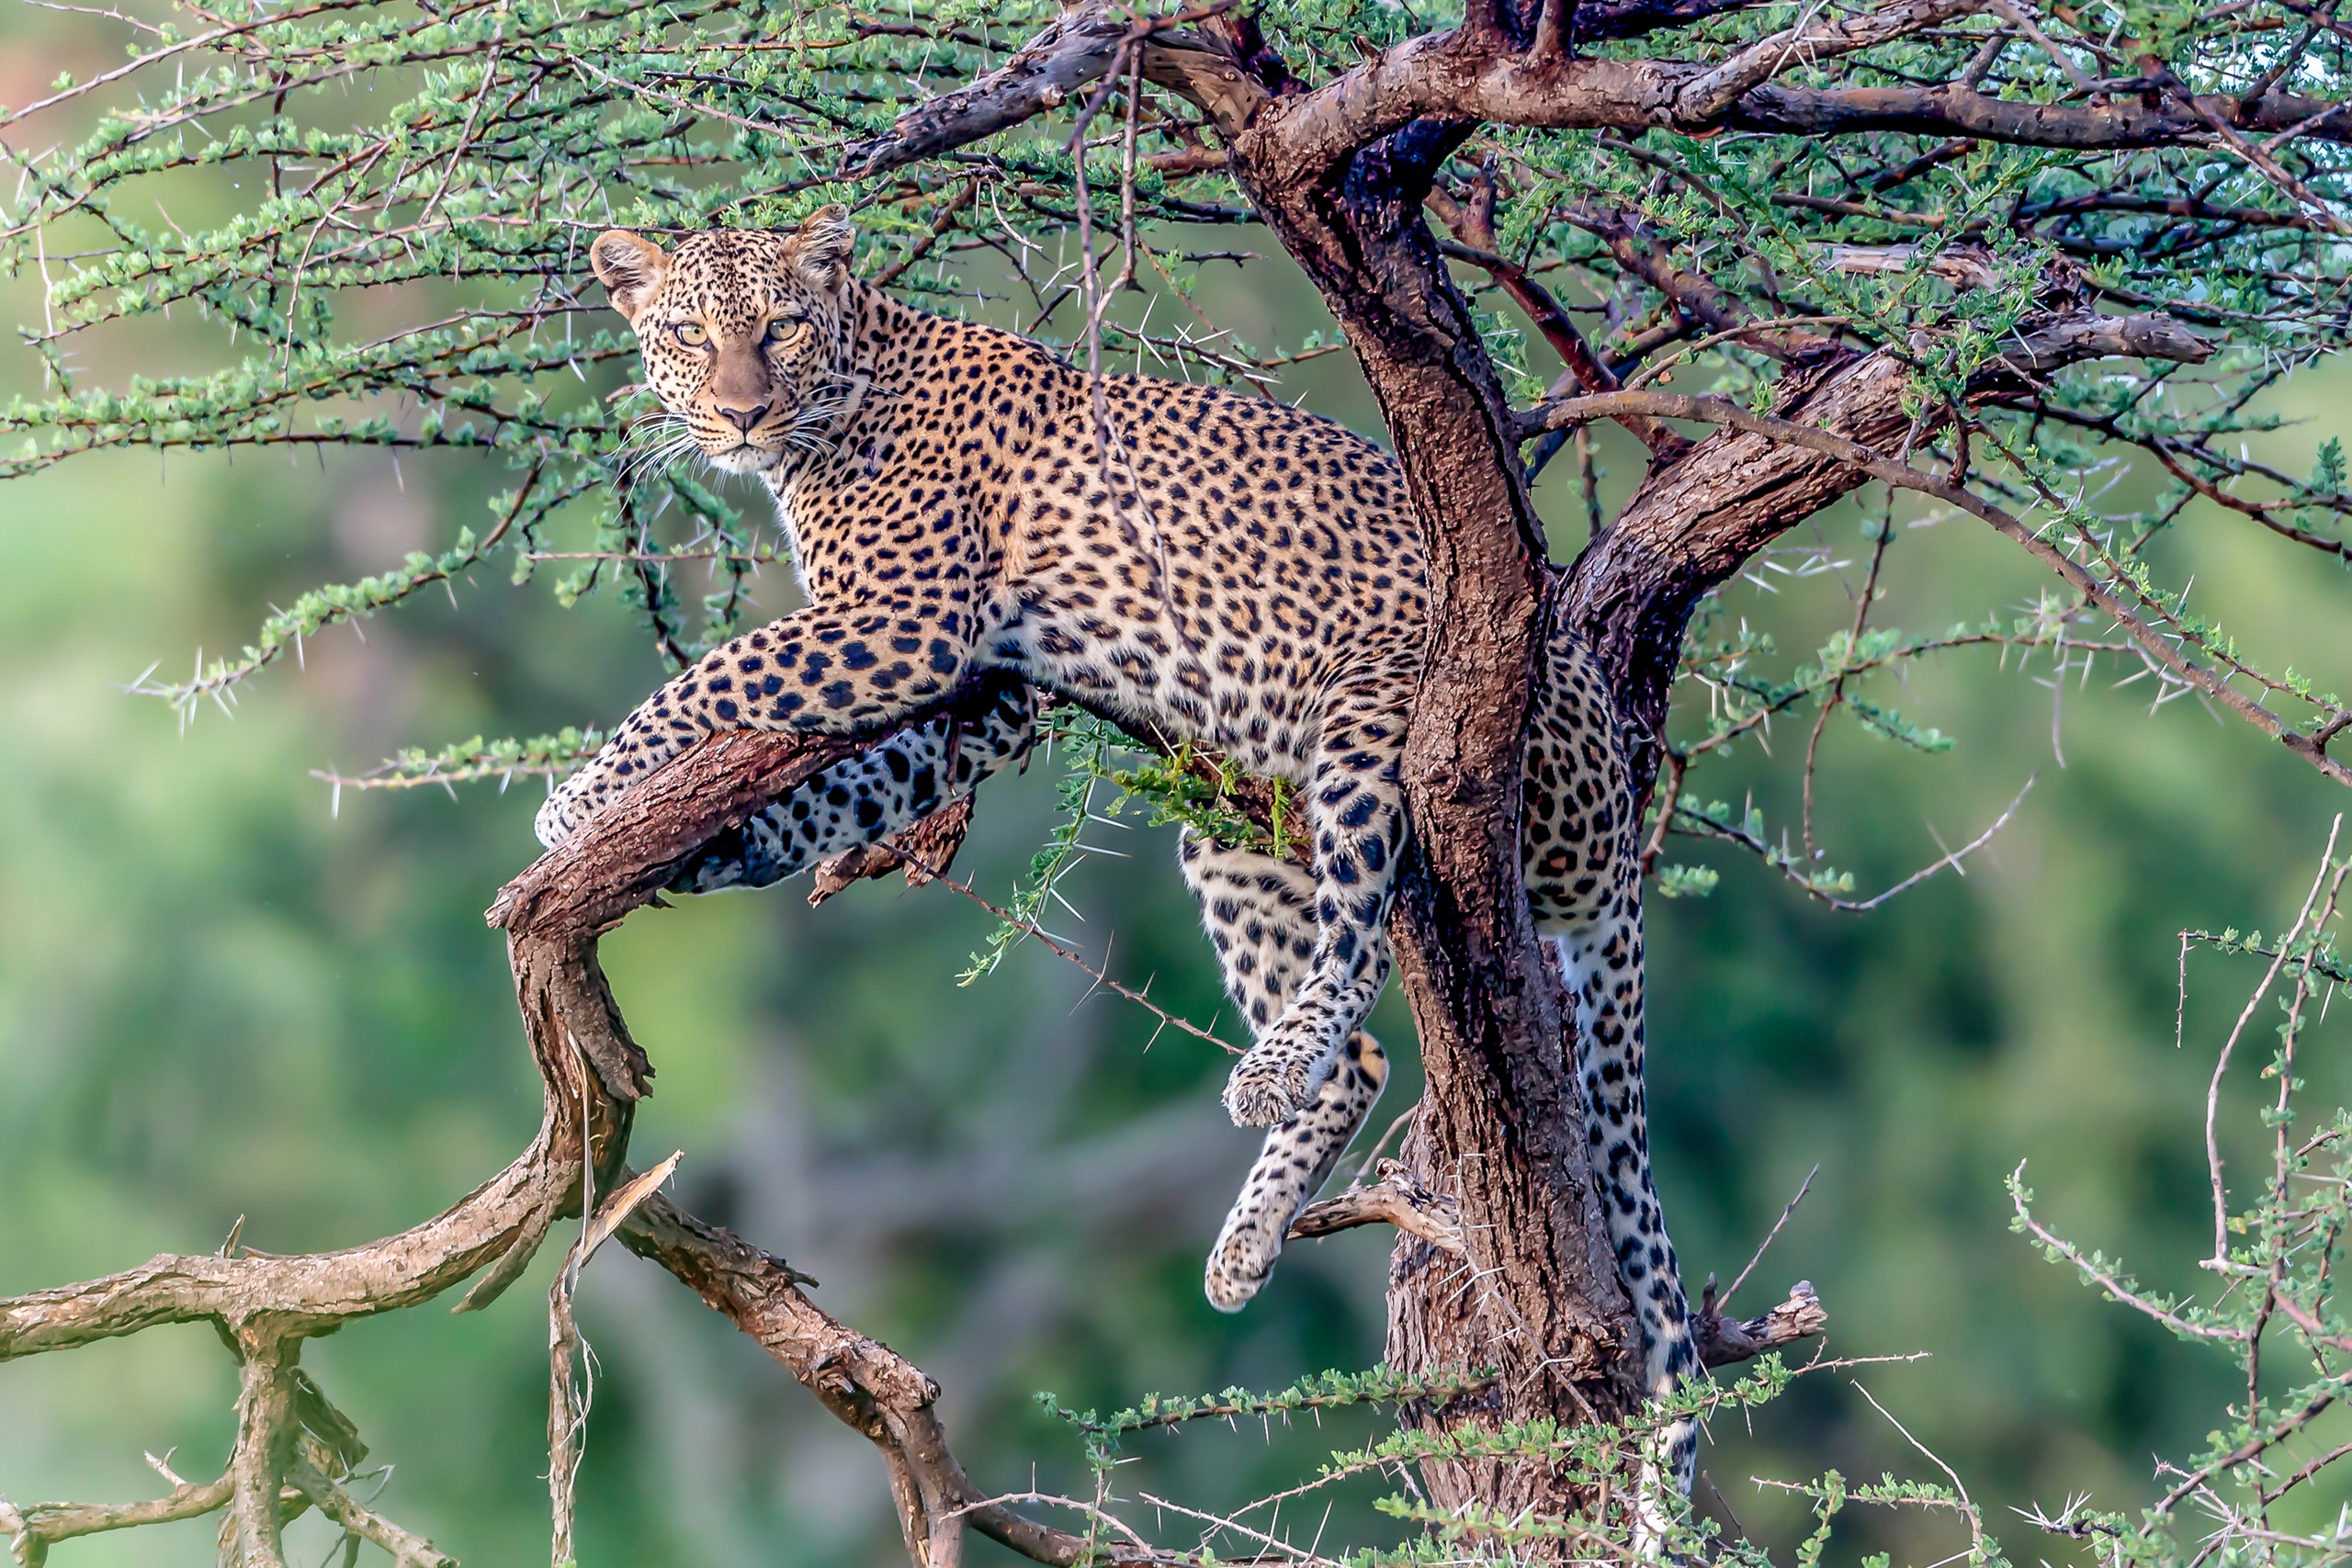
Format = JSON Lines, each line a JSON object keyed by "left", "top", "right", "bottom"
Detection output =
{"left": 1, "top": 677, "right": 1149, "bottom": 1568}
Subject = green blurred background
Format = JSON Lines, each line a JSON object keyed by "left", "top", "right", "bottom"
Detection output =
{"left": 5, "top": 10, "right": 2352, "bottom": 1565}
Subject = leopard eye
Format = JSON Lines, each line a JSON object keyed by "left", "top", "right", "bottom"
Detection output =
{"left": 764, "top": 316, "right": 805, "bottom": 344}
{"left": 672, "top": 321, "right": 709, "bottom": 348}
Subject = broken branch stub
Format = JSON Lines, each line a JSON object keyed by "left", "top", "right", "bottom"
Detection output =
{"left": 1695, "top": 1280, "right": 1830, "bottom": 1370}
{"left": 809, "top": 792, "right": 978, "bottom": 907}
{"left": 1289, "top": 1159, "right": 1467, "bottom": 1254}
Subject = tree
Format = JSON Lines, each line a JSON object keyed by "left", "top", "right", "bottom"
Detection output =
{"left": 1, "top": 1, "right": 2350, "bottom": 1564}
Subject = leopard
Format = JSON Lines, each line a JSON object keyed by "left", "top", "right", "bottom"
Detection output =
{"left": 537, "top": 207, "right": 1698, "bottom": 1486}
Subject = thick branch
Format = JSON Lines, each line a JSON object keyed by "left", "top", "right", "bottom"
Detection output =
{"left": 1277, "top": 52, "right": 2352, "bottom": 176}
{"left": 1557, "top": 310, "right": 2212, "bottom": 808}
{"left": 0, "top": 1119, "right": 591, "bottom": 1357}
{"left": 489, "top": 728, "right": 864, "bottom": 940}
{"left": 489, "top": 682, "right": 1022, "bottom": 942}
{"left": 226, "top": 1345, "right": 300, "bottom": 1568}
{"left": 842, "top": 7, "right": 1136, "bottom": 177}
{"left": 480, "top": 683, "right": 1123, "bottom": 1566}
{"left": 850, "top": 1, "right": 2352, "bottom": 217}
{"left": 0, "top": 1475, "right": 236, "bottom": 1562}
{"left": 1676, "top": 0, "right": 1989, "bottom": 123}
{"left": 1174, "top": 20, "right": 1653, "bottom": 1535}
{"left": 1730, "top": 80, "right": 2352, "bottom": 149}
{"left": 1541, "top": 384, "right": 2351, "bottom": 792}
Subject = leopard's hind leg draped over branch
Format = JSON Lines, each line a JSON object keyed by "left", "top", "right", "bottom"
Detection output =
{"left": 667, "top": 679, "right": 1036, "bottom": 893}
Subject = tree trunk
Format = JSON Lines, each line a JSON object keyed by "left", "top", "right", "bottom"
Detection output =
{"left": 1225, "top": 101, "right": 1649, "bottom": 1521}
{"left": 802, "top": 1, "right": 2219, "bottom": 1538}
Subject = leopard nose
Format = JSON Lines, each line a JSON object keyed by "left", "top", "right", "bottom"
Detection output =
{"left": 716, "top": 402, "right": 769, "bottom": 435}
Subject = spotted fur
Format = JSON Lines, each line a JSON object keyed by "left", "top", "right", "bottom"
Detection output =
{"left": 1181, "top": 829, "right": 1391, "bottom": 1313}
{"left": 540, "top": 210, "right": 1696, "bottom": 1482}
{"left": 663, "top": 680, "right": 1036, "bottom": 895}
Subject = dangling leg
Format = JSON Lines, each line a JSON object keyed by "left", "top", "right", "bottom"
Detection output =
{"left": 1220, "top": 674, "right": 1408, "bottom": 1128}
{"left": 1527, "top": 631, "right": 1697, "bottom": 1529}
{"left": 1180, "top": 830, "right": 1388, "bottom": 1309}
{"left": 1549, "top": 919, "right": 1696, "bottom": 1491}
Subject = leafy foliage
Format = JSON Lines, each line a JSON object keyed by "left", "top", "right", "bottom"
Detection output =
{"left": 9, "top": 0, "right": 2352, "bottom": 1562}
{"left": 9, "top": 0, "right": 2347, "bottom": 890}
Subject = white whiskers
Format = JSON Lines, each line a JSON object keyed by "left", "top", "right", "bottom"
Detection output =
{"left": 606, "top": 412, "right": 698, "bottom": 499}
{"left": 781, "top": 369, "right": 879, "bottom": 457}
{"left": 606, "top": 368, "right": 888, "bottom": 495}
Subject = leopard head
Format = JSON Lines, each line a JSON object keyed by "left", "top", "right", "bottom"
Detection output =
{"left": 590, "top": 207, "right": 859, "bottom": 476}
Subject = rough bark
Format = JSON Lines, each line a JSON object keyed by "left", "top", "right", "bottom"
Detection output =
{"left": 1210, "top": 57, "right": 1652, "bottom": 1529}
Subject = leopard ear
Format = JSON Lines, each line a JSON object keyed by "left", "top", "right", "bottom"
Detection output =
{"left": 590, "top": 231, "right": 668, "bottom": 323}
{"left": 789, "top": 204, "right": 855, "bottom": 290}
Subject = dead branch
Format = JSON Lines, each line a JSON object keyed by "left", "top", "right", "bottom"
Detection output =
{"left": 614, "top": 1190, "right": 1153, "bottom": 1567}
{"left": 0, "top": 674, "right": 1138, "bottom": 1568}
{"left": 1289, "top": 1159, "right": 1468, "bottom": 1254}
{"left": 1693, "top": 1280, "right": 1829, "bottom": 1370}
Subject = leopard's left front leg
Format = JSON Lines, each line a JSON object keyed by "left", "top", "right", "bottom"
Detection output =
{"left": 540, "top": 584, "right": 983, "bottom": 841}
